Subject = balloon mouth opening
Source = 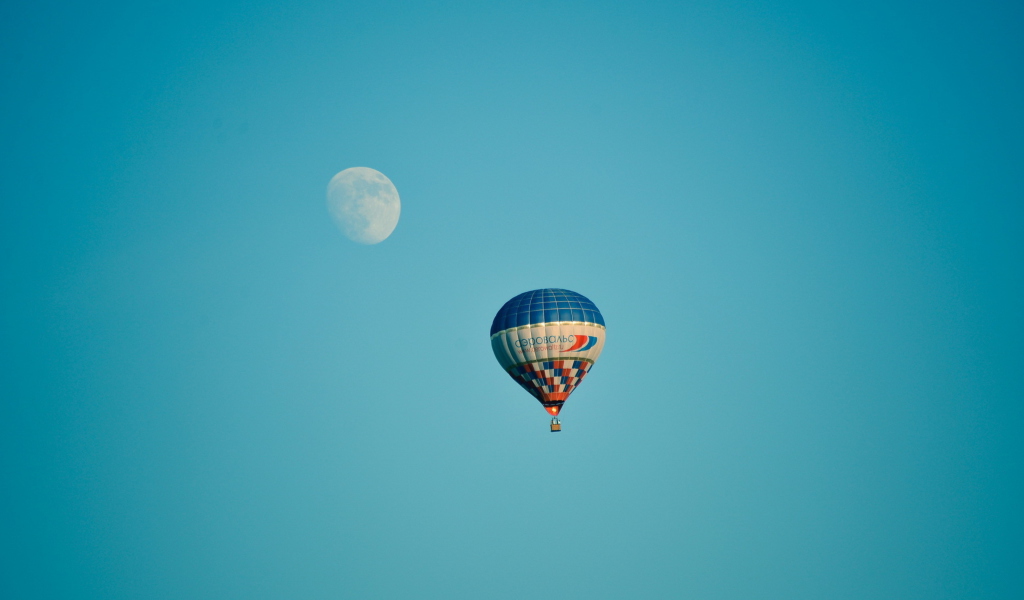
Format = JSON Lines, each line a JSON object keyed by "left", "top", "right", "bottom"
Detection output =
{"left": 545, "top": 405, "right": 561, "bottom": 416}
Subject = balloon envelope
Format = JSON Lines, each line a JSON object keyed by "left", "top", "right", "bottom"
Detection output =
{"left": 490, "top": 289, "right": 606, "bottom": 415}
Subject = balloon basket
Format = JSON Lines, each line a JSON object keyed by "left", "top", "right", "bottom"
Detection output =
{"left": 550, "top": 417, "right": 562, "bottom": 432}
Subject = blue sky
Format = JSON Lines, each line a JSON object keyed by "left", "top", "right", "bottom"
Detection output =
{"left": 2, "top": 1, "right": 1022, "bottom": 598}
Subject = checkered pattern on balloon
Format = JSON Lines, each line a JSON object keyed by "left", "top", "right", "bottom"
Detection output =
{"left": 507, "top": 359, "right": 594, "bottom": 411}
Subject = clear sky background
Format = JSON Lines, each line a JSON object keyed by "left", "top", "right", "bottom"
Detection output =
{"left": 2, "top": 1, "right": 1022, "bottom": 598}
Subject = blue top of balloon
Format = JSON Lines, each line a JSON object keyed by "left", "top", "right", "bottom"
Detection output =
{"left": 490, "top": 288, "right": 605, "bottom": 335}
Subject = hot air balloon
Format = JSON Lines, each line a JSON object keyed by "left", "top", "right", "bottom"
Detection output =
{"left": 490, "top": 288, "right": 605, "bottom": 432}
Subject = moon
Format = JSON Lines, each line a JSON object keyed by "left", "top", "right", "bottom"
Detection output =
{"left": 326, "top": 167, "right": 400, "bottom": 244}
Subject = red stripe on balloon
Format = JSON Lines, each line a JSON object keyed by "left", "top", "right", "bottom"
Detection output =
{"left": 562, "top": 335, "right": 588, "bottom": 352}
